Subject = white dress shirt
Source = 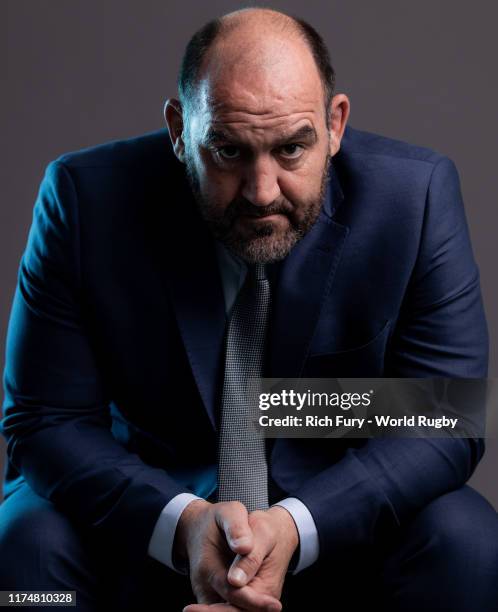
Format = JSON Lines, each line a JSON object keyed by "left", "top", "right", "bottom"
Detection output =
{"left": 148, "top": 241, "right": 319, "bottom": 574}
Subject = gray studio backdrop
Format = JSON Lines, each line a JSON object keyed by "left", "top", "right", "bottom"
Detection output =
{"left": 2, "top": 0, "right": 497, "bottom": 509}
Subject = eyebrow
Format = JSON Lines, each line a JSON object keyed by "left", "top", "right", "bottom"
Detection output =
{"left": 202, "top": 124, "right": 318, "bottom": 148}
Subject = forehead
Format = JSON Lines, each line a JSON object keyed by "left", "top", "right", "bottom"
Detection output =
{"left": 191, "top": 34, "right": 326, "bottom": 135}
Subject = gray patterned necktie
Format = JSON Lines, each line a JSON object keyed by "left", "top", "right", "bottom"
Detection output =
{"left": 216, "top": 263, "right": 270, "bottom": 511}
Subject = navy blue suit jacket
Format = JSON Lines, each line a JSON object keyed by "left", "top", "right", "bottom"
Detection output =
{"left": 1, "top": 126, "right": 488, "bottom": 565}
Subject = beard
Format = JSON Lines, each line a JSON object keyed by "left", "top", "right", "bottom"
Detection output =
{"left": 184, "top": 152, "right": 331, "bottom": 264}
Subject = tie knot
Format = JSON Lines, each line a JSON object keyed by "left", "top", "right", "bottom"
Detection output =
{"left": 248, "top": 263, "right": 267, "bottom": 282}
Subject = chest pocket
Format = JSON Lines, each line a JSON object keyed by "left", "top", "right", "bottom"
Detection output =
{"left": 302, "top": 319, "right": 392, "bottom": 377}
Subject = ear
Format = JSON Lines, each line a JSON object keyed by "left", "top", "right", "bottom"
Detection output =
{"left": 164, "top": 98, "right": 186, "bottom": 163}
{"left": 327, "top": 94, "right": 351, "bottom": 157}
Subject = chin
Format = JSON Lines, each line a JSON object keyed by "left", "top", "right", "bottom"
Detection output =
{"left": 232, "top": 230, "right": 300, "bottom": 264}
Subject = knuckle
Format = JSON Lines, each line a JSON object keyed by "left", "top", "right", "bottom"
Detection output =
{"left": 250, "top": 511, "right": 271, "bottom": 534}
{"left": 249, "top": 510, "right": 266, "bottom": 526}
{"left": 208, "top": 570, "right": 223, "bottom": 591}
{"left": 228, "top": 500, "right": 247, "bottom": 514}
{"left": 197, "top": 562, "right": 213, "bottom": 583}
{"left": 192, "top": 583, "right": 209, "bottom": 603}
{"left": 241, "top": 552, "right": 262, "bottom": 572}
{"left": 260, "top": 519, "right": 273, "bottom": 538}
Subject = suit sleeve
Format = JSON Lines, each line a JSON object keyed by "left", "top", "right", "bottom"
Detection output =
{"left": 291, "top": 156, "right": 488, "bottom": 561}
{"left": 1, "top": 161, "right": 189, "bottom": 563}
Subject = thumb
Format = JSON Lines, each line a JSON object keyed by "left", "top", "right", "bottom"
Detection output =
{"left": 227, "top": 516, "right": 274, "bottom": 587}
{"left": 214, "top": 501, "right": 254, "bottom": 556}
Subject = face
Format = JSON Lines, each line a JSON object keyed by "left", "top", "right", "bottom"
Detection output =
{"left": 167, "top": 33, "right": 349, "bottom": 264}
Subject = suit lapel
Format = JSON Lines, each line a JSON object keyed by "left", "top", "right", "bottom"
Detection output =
{"left": 268, "top": 163, "right": 349, "bottom": 378}
{"left": 165, "top": 191, "right": 227, "bottom": 432}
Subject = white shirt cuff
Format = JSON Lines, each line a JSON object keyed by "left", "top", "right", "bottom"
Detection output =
{"left": 147, "top": 493, "right": 202, "bottom": 573}
{"left": 272, "top": 497, "right": 320, "bottom": 574}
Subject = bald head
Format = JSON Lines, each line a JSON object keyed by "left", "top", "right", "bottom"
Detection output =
{"left": 214, "top": 7, "right": 300, "bottom": 38}
{"left": 178, "top": 8, "right": 335, "bottom": 127}
{"left": 201, "top": 9, "right": 308, "bottom": 79}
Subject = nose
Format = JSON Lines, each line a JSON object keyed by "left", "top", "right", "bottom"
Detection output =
{"left": 241, "top": 156, "right": 281, "bottom": 207}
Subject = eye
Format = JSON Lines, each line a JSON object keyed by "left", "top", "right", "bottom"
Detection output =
{"left": 279, "top": 143, "right": 305, "bottom": 159}
{"left": 216, "top": 146, "right": 241, "bottom": 160}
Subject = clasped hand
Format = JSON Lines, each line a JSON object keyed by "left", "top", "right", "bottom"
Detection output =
{"left": 174, "top": 500, "right": 299, "bottom": 611}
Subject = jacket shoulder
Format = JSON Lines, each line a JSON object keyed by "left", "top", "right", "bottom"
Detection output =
{"left": 54, "top": 129, "right": 174, "bottom": 170}
{"left": 341, "top": 126, "right": 447, "bottom": 166}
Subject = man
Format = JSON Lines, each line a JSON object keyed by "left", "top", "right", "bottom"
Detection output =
{"left": 1, "top": 7, "right": 497, "bottom": 611}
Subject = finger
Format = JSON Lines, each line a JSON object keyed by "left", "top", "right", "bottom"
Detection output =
{"left": 209, "top": 571, "right": 282, "bottom": 612}
{"left": 192, "top": 555, "right": 233, "bottom": 604}
{"left": 194, "top": 583, "right": 227, "bottom": 606}
{"left": 228, "top": 512, "right": 275, "bottom": 587}
{"left": 214, "top": 501, "right": 254, "bottom": 555}
{"left": 184, "top": 604, "right": 242, "bottom": 611}
{"left": 197, "top": 558, "right": 282, "bottom": 611}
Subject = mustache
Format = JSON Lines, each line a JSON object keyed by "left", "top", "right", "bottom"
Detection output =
{"left": 225, "top": 197, "right": 293, "bottom": 219}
